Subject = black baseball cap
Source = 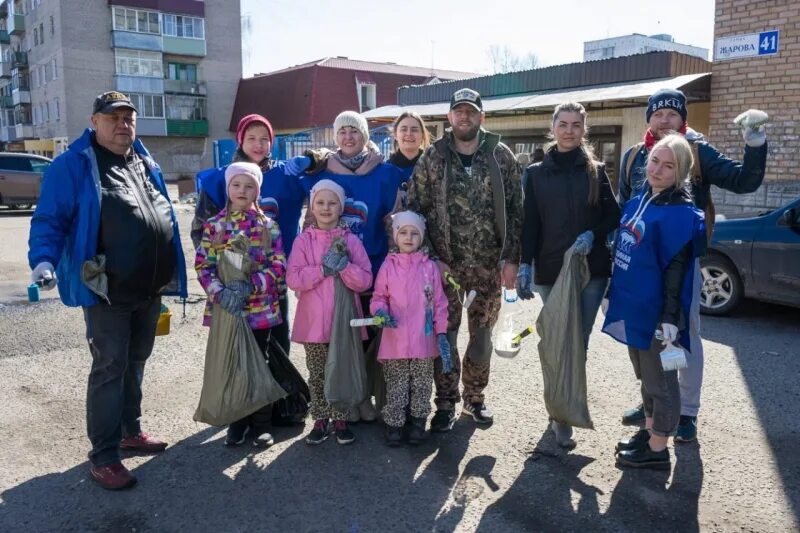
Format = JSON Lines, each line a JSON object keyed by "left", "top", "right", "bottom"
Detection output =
{"left": 93, "top": 91, "right": 137, "bottom": 114}
{"left": 449, "top": 88, "right": 483, "bottom": 112}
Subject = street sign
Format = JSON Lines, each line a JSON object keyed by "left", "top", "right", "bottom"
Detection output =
{"left": 715, "top": 30, "right": 779, "bottom": 61}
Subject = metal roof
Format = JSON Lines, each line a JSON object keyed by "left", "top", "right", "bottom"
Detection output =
{"left": 253, "top": 57, "right": 476, "bottom": 81}
{"left": 363, "top": 73, "right": 711, "bottom": 120}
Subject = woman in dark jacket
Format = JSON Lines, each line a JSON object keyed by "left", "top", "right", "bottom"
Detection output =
{"left": 388, "top": 111, "right": 431, "bottom": 182}
{"left": 603, "top": 133, "right": 705, "bottom": 470}
{"left": 516, "top": 102, "right": 621, "bottom": 449}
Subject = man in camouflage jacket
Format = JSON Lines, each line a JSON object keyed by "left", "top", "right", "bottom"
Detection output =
{"left": 408, "top": 88, "right": 523, "bottom": 431}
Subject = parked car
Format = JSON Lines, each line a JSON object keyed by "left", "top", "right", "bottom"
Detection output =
{"left": 701, "top": 197, "right": 800, "bottom": 315}
{"left": 0, "top": 152, "right": 52, "bottom": 210}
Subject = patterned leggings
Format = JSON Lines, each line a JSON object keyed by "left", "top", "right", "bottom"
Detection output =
{"left": 381, "top": 358, "right": 434, "bottom": 428}
{"left": 304, "top": 343, "right": 347, "bottom": 421}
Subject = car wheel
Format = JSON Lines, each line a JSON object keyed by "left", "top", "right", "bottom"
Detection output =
{"left": 700, "top": 255, "right": 743, "bottom": 316}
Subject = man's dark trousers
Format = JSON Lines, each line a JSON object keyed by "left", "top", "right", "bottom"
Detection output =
{"left": 83, "top": 296, "right": 161, "bottom": 467}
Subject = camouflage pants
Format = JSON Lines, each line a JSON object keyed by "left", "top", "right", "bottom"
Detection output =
{"left": 304, "top": 343, "right": 347, "bottom": 421}
{"left": 381, "top": 358, "right": 434, "bottom": 428}
{"left": 435, "top": 262, "right": 502, "bottom": 410}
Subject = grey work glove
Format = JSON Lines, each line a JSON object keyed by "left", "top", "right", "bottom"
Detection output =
{"left": 32, "top": 261, "right": 57, "bottom": 290}
{"left": 572, "top": 230, "right": 594, "bottom": 256}
{"left": 226, "top": 279, "right": 252, "bottom": 299}
{"left": 321, "top": 250, "right": 348, "bottom": 276}
{"left": 734, "top": 109, "right": 768, "bottom": 148}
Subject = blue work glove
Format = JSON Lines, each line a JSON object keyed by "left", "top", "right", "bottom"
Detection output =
{"left": 437, "top": 333, "right": 453, "bottom": 374}
{"left": 573, "top": 230, "right": 594, "bottom": 256}
{"left": 283, "top": 155, "right": 312, "bottom": 176}
{"left": 226, "top": 279, "right": 252, "bottom": 299}
{"left": 216, "top": 287, "right": 247, "bottom": 316}
{"left": 321, "top": 250, "right": 346, "bottom": 277}
{"left": 516, "top": 263, "right": 534, "bottom": 300}
{"left": 373, "top": 308, "right": 397, "bottom": 328}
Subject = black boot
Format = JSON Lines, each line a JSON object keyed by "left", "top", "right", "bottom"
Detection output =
{"left": 616, "top": 429, "right": 650, "bottom": 453}
{"left": 616, "top": 445, "right": 671, "bottom": 470}
{"left": 408, "top": 416, "right": 428, "bottom": 445}
{"left": 385, "top": 424, "right": 403, "bottom": 447}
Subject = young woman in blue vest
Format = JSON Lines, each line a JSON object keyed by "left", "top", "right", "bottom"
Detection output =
{"left": 516, "top": 102, "right": 621, "bottom": 450}
{"left": 602, "top": 133, "right": 706, "bottom": 471}
{"left": 301, "top": 110, "right": 405, "bottom": 423}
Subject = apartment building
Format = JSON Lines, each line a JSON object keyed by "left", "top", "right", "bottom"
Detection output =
{"left": 0, "top": 0, "right": 242, "bottom": 180}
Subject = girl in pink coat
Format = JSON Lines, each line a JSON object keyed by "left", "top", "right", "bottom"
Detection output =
{"left": 286, "top": 180, "right": 372, "bottom": 446}
{"left": 370, "top": 211, "right": 450, "bottom": 447}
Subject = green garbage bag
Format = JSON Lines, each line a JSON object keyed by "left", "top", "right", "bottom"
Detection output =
{"left": 194, "top": 234, "right": 287, "bottom": 427}
{"left": 324, "top": 275, "right": 368, "bottom": 413}
{"left": 535, "top": 247, "right": 594, "bottom": 429}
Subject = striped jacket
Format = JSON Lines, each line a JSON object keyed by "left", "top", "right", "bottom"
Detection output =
{"left": 195, "top": 207, "right": 286, "bottom": 330}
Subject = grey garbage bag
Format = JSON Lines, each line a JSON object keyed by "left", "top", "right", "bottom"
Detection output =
{"left": 194, "top": 233, "right": 287, "bottom": 427}
{"left": 535, "top": 247, "right": 594, "bottom": 429}
{"left": 324, "top": 276, "right": 368, "bottom": 412}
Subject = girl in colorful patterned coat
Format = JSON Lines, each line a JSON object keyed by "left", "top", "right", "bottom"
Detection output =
{"left": 195, "top": 162, "right": 287, "bottom": 448}
{"left": 286, "top": 179, "right": 373, "bottom": 446}
{"left": 370, "top": 211, "right": 450, "bottom": 446}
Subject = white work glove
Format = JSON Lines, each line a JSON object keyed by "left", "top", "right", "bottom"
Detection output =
{"left": 661, "top": 323, "right": 679, "bottom": 345}
{"left": 31, "top": 261, "right": 57, "bottom": 290}
{"left": 734, "top": 109, "right": 768, "bottom": 148}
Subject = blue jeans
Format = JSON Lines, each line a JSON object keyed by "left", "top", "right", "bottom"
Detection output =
{"left": 536, "top": 277, "right": 608, "bottom": 351}
{"left": 83, "top": 296, "right": 161, "bottom": 467}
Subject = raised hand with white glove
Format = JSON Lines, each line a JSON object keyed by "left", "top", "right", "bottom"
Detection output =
{"left": 32, "top": 261, "right": 58, "bottom": 290}
{"left": 660, "top": 323, "right": 679, "bottom": 345}
{"left": 734, "top": 109, "right": 768, "bottom": 148}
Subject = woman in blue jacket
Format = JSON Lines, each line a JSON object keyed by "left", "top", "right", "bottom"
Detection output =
{"left": 603, "top": 134, "right": 706, "bottom": 471}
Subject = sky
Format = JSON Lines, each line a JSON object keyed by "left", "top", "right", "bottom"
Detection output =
{"left": 241, "top": 0, "right": 716, "bottom": 77}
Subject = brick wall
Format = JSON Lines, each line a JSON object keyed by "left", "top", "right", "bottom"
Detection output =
{"left": 710, "top": 0, "right": 800, "bottom": 214}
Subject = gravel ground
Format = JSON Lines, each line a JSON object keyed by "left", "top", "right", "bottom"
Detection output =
{"left": 0, "top": 207, "right": 798, "bottom": 532}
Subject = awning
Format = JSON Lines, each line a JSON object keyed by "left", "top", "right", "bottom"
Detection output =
{"left": 363, "top": 72, "right": 710, "bottom": 120}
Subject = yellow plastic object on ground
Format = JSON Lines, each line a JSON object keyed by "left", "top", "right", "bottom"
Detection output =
{"left": 155, "top": 304, "right": 171, "bottom": 336}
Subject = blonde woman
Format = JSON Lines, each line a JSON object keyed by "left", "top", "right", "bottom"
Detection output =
{"left": 603, "top": 134, "right": 706, "bottom": 471}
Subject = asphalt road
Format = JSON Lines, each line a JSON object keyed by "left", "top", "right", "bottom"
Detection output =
{"left": 0, "top": 205, "right": 798, "bottom": 532}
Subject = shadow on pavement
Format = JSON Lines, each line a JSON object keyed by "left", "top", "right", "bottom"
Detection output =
{"left": 0, "top": 418, "right": 478, "bottom": 531}
{"left": 700, "top": 300, "right": 800, "bottom": 526}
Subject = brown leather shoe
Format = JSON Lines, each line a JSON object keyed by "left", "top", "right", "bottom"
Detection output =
{"left": 120, "top": 432, "right": 168, "bottom": 453}
{"left": 90, "top": 463, "right": 137, "bottom": 490}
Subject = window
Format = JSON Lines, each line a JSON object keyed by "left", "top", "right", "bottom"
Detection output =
{"left": 601, "top": 46, "right": 615, "bottom": 58}
{"left": 39, "top": 23, "right": 44, "bottom": 44}
{"left": 32, "top": 105, "right": 39, "bottom": 125}
{"left": 53, "top": 97, "right": 59, "bottom": 121}
{"left": 39, "top": 64, "right": 46, "bottom": 86}
{"left": 33, "top": 27, "right": 38, "bottom": 46}
{"left": 50, "top": 57, "right": 57, "bottom": 80}
{"left": 30, "top": 158, "right": 50, "bottom": 173}
{"left": 50, "top": 15, "right": 54, "bottom": 36}
{"left": 112, "top": 7, "right": 160, "bottom": 35}
{"left": 115, "top": 49, "right": 163, "bottom": 78}
{"left": 41, "top": 102, "right": 48, "bottom": 123}
{"left": 165, "top": 95, "right": 206, "bottom": 120}
{"left": 358, "top": 82, "right": 376, "bottom": 112}
{"left": 162, "top": 14, "right": 205, "bottom": 39}
{"left": 167, "top": 62, "right": 197, "bottom": 81}
{"left": 31, "top": 68, "right": 38, "bottom": 88}
{"left": 128, "top": 93, "right": 164, "bottom": 118}
{"left": 0, "top": 156, "right": 34, "bottom": 172}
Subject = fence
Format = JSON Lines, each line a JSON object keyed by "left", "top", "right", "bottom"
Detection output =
{"left": 272, "top": 124, "right": 393, "bottom": 161}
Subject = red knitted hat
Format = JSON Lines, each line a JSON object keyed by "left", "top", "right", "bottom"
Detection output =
{"left": 236, "top": 114, "right": 274, "bottom": 146}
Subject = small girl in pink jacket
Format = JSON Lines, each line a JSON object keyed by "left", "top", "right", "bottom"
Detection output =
{"left": 286, "top": 180, "right": 373, "bottom": 446}
{"left": 370, "top": 211, "right": 450, "bottom": 447}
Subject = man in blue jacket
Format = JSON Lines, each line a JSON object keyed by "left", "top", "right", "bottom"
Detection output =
{"left": 28, "top": 91, "right": 188, "bottom": 490}
{"left": 617, "top": 88, "right": 768, "bottom": 442}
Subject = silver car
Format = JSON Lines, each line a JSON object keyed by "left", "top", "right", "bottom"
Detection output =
{"left": 0, "top": 152, "right": 52, "bottom": 210}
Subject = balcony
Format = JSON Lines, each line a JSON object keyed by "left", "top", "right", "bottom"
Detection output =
{"left": 14, "top": 122, "right": 32, "bottom": 139}
{"left": 11, "top": 87, "right": 29, "bottom": 105}
{"left": 7, "top": 13, "right": 23, "bottom": 35}
{"left": 0, "top": 1, "right": 7, "bottom": 17}
{"left": 0, "top": 62, "right": 9, "bottom": 78}
{"left": 163, "top": 79, "right": 206, "bottom": 95}
{"left": 114, "top": 74, "right": 164, "bottom": 94}
{"left": 162, "top": 36, "right": 206, "bottom": 57}
{"left": 0, "top": 30, "right": 9, "bottom": 44}
{"left": 10, "top": 51, "right": 26, "bottom": 69}
{"left": 136, "top": 118, "right": 167, "bottom": 136}
{"left": 111, "top": 31, "right": 162, "bottom": 52}
{"left": 0, "top": 94, "right": 12, "bottom": 107}
{"left": 167, "top": 119, "right": 208, "bottom": 137}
